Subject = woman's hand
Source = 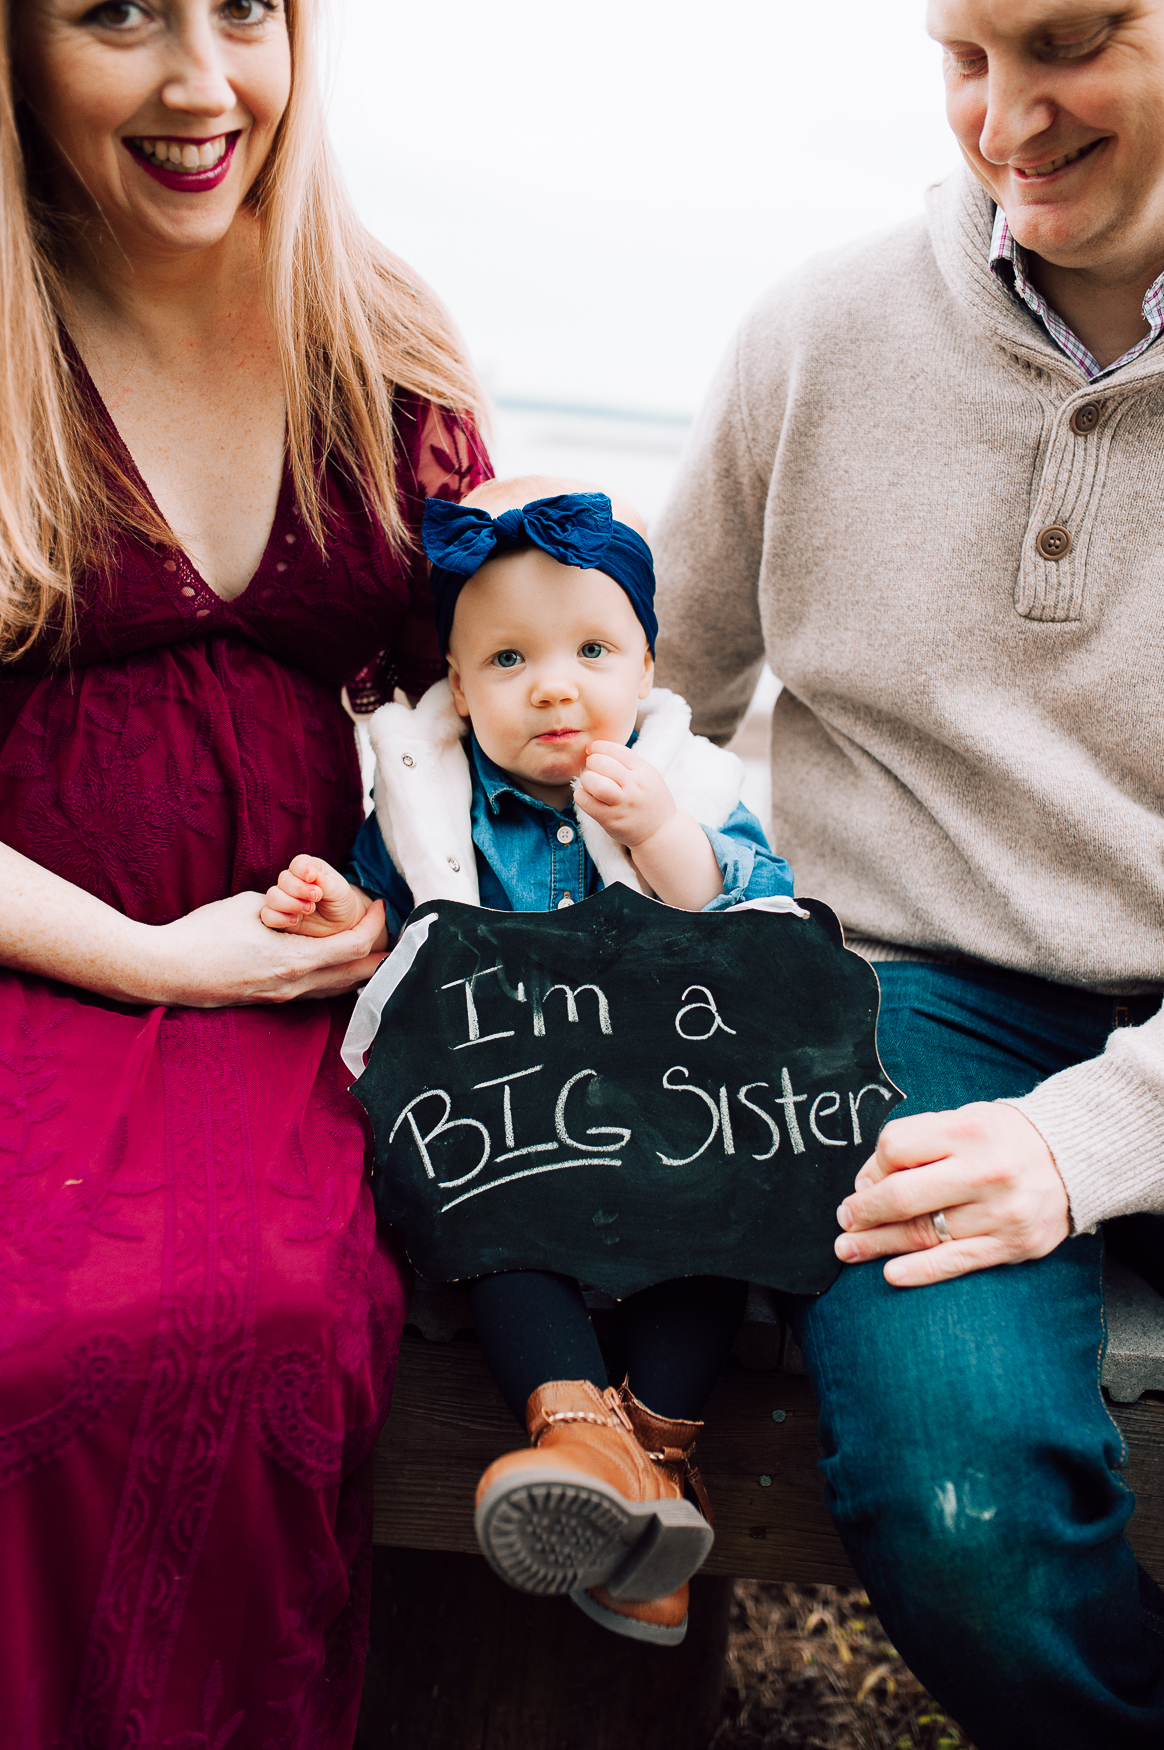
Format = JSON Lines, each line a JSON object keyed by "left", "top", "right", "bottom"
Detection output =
{"left": 834, "top": 1102, "right": 1071, "bottom": 1287}
{"left": 2, "top": 838, "right": 388, "bottom": 1009}
{"left": 147, "top": 890, "right": 389, "bottom": 1007}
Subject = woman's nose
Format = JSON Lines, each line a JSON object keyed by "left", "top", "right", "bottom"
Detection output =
{"left": 159, "top": 18, "right": 236, "bottom": 117}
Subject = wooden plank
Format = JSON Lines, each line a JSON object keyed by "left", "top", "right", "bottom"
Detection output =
{"left": 1112, "top": 1394, "right": 1164, "bottom": 1580}
{"left": 374, "top": 1333, "right": 1164, "bottom": 1587}
{"left": 373, "top": 1334, "right": 853, "bottom": 1584}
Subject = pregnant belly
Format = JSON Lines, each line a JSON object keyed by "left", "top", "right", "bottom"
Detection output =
{"left": 0, "top": 641, "right": 364, "bottom": 924}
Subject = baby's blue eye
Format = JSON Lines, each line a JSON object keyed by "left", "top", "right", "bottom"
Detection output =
{"left": 494, "top": 650, "right": 522, "bottom": 669}
{"left": 579, "top": 642, "right": 605, "bottom": 660}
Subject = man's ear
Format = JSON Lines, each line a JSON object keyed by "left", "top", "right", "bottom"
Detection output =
{"left": 447, "top": 662, "right": 472, "bottom": 719}
{"left": 638, "top": 650, "right": 655, "bottom": 700}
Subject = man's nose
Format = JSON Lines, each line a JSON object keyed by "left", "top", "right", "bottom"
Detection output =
{"left": 977, "top": 60, "right": 1058, "bottom": 166}
{"left": 159, "top": 18, "right": 236, "bottom": 117}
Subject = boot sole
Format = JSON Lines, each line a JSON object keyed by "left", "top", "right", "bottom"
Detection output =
{"left": 569, "top": 1585, "right": 688, "bottom": 1646}
{"left": 474, "top": 1464, "right": 713, "bottom": 1599}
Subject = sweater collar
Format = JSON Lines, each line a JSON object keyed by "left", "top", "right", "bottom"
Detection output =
{"left": 927, "top": 169, "right": 1164, "bottom": 391}
{"left": 989, "top": 204, "right": 1164, "bottom": 382}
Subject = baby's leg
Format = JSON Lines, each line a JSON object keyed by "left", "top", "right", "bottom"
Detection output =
{"left": 617, "top": 1277, "right": 748, "bottom": 1419}
{"left": 470, "top": 1270, "right": 715, "bottom": 1632}
{"left": 468, "top": 1270, "right": 606, "bottom": 1426}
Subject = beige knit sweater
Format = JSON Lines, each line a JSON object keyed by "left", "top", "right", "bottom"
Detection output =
{"left": 652, "top": 168, "right": 1164, "bottom": 1230}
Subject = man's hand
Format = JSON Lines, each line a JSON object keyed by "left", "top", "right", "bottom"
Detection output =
{"left": 834, "top": 1102, "right": 1071, "bottom": 1287}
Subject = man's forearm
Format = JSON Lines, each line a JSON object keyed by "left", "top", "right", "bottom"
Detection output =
{"left": 1012, "top": 1004, "right": 1164, "bottom": 1229}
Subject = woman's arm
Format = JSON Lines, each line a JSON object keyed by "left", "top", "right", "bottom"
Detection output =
{"left": 2, "top": 839, "right": 387, "bottom": 1007}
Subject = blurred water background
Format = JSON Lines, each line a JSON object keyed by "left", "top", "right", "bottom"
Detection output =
{"left": 331, "top": 0, "right": 961, "bottom": 821}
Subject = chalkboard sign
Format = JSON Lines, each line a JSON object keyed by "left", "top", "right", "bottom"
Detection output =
{"left": 348, "top": 886, "right": 902, "bottom": 1297}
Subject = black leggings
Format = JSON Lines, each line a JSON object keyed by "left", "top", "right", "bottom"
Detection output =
{"left": 467, "top": 1270, "right": 747, "bottom": 1426}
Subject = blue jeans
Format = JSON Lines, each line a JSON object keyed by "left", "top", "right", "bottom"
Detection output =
{"left": 787, "top": 960, "right": 1164, "bottom": 1750}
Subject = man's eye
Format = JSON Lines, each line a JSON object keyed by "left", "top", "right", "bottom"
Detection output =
{"left": 494, "top": 650, "right": 522, "bottom": 669}
{"left": 579, "top": 642, "right": 605, "bottom": 660}
{"left": 947, "top": 49, "right": 987, "bottom": 77}
{"left": 1041, "top": 29, "right": 1108, "bottom": 62}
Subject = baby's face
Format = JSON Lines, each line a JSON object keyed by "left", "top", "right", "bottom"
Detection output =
{"left": 446, "top": 548, "right": 653, "bottom": 806}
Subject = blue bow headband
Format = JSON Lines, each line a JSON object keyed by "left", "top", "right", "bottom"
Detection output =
{"left": 421, "top": 491, "right": 658, "bottom": 656}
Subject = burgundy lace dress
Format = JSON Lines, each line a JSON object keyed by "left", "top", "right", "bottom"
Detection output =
{"left": 0, "top": 385, "right": 489, "bottom": 1747}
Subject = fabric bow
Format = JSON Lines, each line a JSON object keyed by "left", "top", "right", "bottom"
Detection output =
{"left": 422, "top": 492, "right": 614, "bottom": 577}
{"left": 422, "top": 491, "right": 658, "bottom": 656}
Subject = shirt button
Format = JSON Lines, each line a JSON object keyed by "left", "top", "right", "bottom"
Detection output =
{"left": 1035, "top": 524, "right": 1072, "bottom": 561}
{"left": 1070, "top": 402, "right": 1101, "bottom": 435}
{"left": 557, "top": 894, "right": 574, "bottom": 908}
{"left": 556, "top": 824, "right": 575, "bottom": 845}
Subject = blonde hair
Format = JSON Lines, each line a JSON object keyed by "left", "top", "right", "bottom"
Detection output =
{"left": 0, "top": 0, "right": 484, "bottom": 660}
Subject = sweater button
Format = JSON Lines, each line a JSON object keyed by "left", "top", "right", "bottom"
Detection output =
{"left": 1070, "top": 402, "right": 1100, "bottom": 435}
{"left": 1035, "top": 524, "right": 1072, "bottom": 561}
{"left": 402, "top": 754, "right": 415, "bottom": 767}
{"left": 556, "top": 824, "right": 575, "bottom": 845}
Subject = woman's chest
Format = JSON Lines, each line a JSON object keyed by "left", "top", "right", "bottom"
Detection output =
{"left": 92, "top": 345, "right": 288, "bottom": 602}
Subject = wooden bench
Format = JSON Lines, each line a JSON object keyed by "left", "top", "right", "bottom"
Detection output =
{"left": 357, "top": 1266, "right": 1164, "bottom": 1749}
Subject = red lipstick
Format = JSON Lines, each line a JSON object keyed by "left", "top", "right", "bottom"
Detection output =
{"left": 123, "top": 133, "right": 240, "bottom": 194}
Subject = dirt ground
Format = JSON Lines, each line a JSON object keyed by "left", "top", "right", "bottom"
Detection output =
{"left": 714, "top": 1583, "right": 974, "bottom": 1750}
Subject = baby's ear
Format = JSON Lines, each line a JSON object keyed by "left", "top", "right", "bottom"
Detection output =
{"left": 638, "top": 651, "right": 655, "bottom": 700}
{"left": 447, "top": 664, "right": 472, "bottom": 719}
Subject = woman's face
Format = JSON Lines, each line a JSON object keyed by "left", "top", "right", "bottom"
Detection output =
{"left": 15, "top": 0, "right": 292, "bottom": 256}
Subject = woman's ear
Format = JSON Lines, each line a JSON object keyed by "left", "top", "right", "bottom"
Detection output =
{"left": 447, "top": 663, "right": 472, "bottom": 719}
{"left": 638, "top": 650, "right": 655, "bottom": 700}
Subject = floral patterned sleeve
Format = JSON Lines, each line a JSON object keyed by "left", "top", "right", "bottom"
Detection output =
{"left": 346, "top": 399, "right": 493, "bottom": 713}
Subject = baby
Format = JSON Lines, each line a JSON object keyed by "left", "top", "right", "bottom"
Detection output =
{"left": 262, "top": 476, "right": 794, "bottom": 1647}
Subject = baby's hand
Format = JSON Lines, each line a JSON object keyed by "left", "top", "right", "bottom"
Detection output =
{"left": 574, "top": 742, "right": 676, "bottom": 848}
{"left": 261, "top": 855, "right": 375, "bottom": 939}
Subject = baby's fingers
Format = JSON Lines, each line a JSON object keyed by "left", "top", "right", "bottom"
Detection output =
{"left": 260, "top": 901, "right": 304, "bottom": 932}
{"left": 278, "top": 868, "right": 324, "bottom": 904}
{"left": 578, "top": 769, "right": 623, "bottom": 805}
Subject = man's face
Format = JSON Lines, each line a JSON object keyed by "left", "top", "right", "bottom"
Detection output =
{"left": 927, "top": 0, "right": 1164, "bottom": 269}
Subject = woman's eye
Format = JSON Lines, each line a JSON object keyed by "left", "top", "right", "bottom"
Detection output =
{"left": 493, "top": 650, "right": 522, "bottom": 670}
{"left": 86, "top": 2, "right": 148, "bottom": 26}
{"left": 579, "top": 642, "right": 605, "bottom": 660}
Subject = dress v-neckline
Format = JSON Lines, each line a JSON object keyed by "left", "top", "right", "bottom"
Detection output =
{"left": 69, "top": 337, "right": 292, "bottom": 610}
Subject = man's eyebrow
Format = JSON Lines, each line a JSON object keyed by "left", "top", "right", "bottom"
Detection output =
{"left": 928, "top": 5, "right": 1129, "bottom": 43}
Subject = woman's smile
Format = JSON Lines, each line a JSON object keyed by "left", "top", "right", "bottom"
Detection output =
{"left": 122, "top": 129, "right": 240, "bottom": 191}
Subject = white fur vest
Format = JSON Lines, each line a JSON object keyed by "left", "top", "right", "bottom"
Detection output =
{"left": 364, "top": 680, "right": 745, "bottom": 906}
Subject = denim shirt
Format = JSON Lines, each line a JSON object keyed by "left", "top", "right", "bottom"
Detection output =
{"left": 345, "top": 733, "right": 794, "bottom": 939}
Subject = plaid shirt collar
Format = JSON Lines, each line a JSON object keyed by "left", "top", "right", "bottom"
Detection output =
{"left": 990, "top": 204, "right": 1164, "bottom": 380}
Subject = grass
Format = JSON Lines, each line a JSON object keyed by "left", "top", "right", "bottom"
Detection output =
{"left": 713, "top": 1582, "right": 975, "bottom": 1750}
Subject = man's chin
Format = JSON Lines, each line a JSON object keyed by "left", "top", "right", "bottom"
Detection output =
{"left": 1001, "top": 193, "right": 1122, "bottom": 269}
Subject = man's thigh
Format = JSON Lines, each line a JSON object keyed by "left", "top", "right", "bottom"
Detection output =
{"left": 786, "top": 962, "right": 1160, "bottom": 1747}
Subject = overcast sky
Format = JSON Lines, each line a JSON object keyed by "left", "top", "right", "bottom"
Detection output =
{"left": 328, "top": 1, "right": 962, "bottom": 417}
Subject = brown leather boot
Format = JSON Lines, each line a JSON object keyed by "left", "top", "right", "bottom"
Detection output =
{"left": 570, "top": 1386, "right": 715, "bottom": 1647}
{"left": 474, "top": 1380, "right": 714, "bottom": 1602}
